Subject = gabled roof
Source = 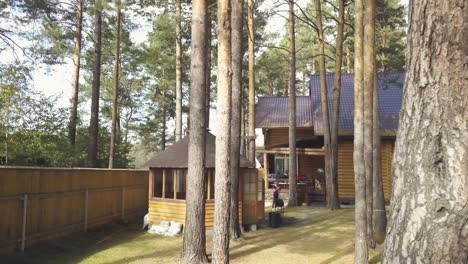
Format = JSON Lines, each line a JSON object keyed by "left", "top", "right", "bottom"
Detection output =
{"left": 255, "top": 96, "right": 313, "bottom": 128}
{"left": 145, "top": 132, "right": 255, "bottom": 169}
{"left": 310, "top": 72, "right": 404, "bottom": 135}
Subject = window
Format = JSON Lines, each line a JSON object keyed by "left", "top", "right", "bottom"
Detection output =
{"left": 153, "top": 169, "right": 163, "bottom": 198}
{"left": 152, "top": 168, "right": 187, "bottom": 200}
{"left": 257, "top": 174, "right": 263, "bottom": 201}
{"left": 176, "top": 170, "right": 187, "bottom": 199}
{"left": 206, "top": 169, "right": 215, "bottom": 200}
{"left": 165, "top": 169, "right": 175, "bottom": 199}
{"left": 243, "top": 171, "right": 257, "bottom": 202}
{"left": 274, "top": 154, "right": 290, "bottom": 177}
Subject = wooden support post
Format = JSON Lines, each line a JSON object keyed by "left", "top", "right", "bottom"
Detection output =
{"left": 162, "top": 169, "right": 166, "bottom": 198}
{"left": 21, "top": 193, "right": 28, "bottom": 251}
{"left": 121, "top": 187, "right": 126, "bottom": 220}
{"left": 264, "top": 152, "right": 268, "bottom": 189}
{"left": 149, "top": 169, "right": 154, "bottom": 199}
{"left": 84, "top": 189, "right": 89, "bottom": 232}
{"left": 173, "top": 171, "right": 177, "bottom": 200}
{"left": 207, "top": 170, "right": 211, "bottom": 199}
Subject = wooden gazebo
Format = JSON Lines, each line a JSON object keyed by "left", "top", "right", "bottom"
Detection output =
{"left": 146, "top": 132, "right": 264, "bottom": 229}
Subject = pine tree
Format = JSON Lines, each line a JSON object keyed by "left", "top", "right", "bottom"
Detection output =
{"left": 353, "top": 0, "right": 368, "bottom": 262}
{"left": 212, "top": 0, "right": 232, "bottom": 262}
{"left": 287, "top": 0, "right": 298, "bottom": 207}
{"left": 181, "top": 0, "right": 209, "bottom": 262}
{"left": 229, "top": 0, "right": 244, "bottom": 241}
{"left": 383, "top": 0, "right": 468, "bottom": 262}
{"left": 109, "top": 0, "right": 122, "bottom": 168}
{"left": 88, "top": 2, "right": 103, "bottom": 168}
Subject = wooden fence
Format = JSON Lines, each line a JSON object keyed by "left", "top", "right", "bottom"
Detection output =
{"left": 0, "top": 167, "right": 148, "bottom": 252}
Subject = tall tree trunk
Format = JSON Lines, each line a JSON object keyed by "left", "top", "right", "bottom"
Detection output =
{"left": 353, "top": 0, "right": 368, "bottom": 262}
{"left": 175, "top": 0, "right": 183, "bottom": 141}
{"left": 212, "top": 0, "right": 232, "bottom": 263}
{"left": 205, "top": 3, "right": 212, "bottom": 129}
{"left": 109, "top": 1, "right": 122, "bottom": 169}
{"left": 372, "top": 72, "right": 386, "bottom": 244}
{"left": 383, "top": 0, "right": 468, "bottom": 262}
{"left": 315, "top": 0, "right": 332, "bottom": 209}
{"left": 240, "top": 108, "right": 246, "bottom": 156}
{"left": 329, "top": 0, "right": 345, "bottom": 210}
{"left": 180, "top": 0, "right": 209, "bottom": 262}
{"left": 4, "top": 119, "right": 8, "bottom": 165}
{"left": 87, "top": 6, "right": 102, "bottom": 168}
{"left": 247, "top": 0, "right": 255, "bottom": 163}
{"left": 69, "top": 0, "right": 84, "bottom": 148}
{"left": 363, "top": 0, "right": 376, "bottom": 248}
{"left": 161, "top": 81, "right": 166, "bottom": 151}
{"left": 287, "top": 0, "right": 297, "bottom": 207}
{"left": 229, "top": 0, "right": 244, "bottom": 241}
{"left": 346, "top": 46, "right": 351, "bottom": 73}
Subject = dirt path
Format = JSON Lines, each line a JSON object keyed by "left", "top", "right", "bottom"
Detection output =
{"left": 3, "top": 206, "right": 382, "bottom": 264}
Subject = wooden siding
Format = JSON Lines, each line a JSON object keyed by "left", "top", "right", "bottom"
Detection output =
{"left": 148, "top": 199, "right": 243, "bottom": 228}
{"left": 148, "top": 168, "right": 263, "bottom": 229}
{"left": 337, "top": 139, "right": 394, "bottom": 201}
{"left": 265, "top": 128, "right": 315, "bottom": 148}
{"left": 0, "top": 167, "right": 148, "bottom": 252}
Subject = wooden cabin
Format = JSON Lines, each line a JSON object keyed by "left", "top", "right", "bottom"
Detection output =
{"left": 146, "top": 132, "right": 264, "bottom": 229}
{"left": 256, "top": 72, "right": 404, "bottom": 203}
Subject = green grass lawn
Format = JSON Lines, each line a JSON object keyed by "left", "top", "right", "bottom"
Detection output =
{"left": 3, "top": 206, "right": 382, "bottom": 264}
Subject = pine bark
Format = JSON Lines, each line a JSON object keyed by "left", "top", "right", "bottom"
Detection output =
{"left": 212, "top": 0, "right": 232, "bottom": 263}
{"left": 247, "top": 0, "right": 255, "bottom": 163}
{"left": 109, "top": 1, "right": 122, "bottom": 169}
{"left": 315, "top": 0, "right": 332, "bottom": 209}
{"left": 161, "top": 80, "right": 166, "bottom": 151}
{"left": 363, "top": 0, "right": 376, "bottom": 248}
{"left": 69, "top": 0, "right": 84, "bottom": 148}
{"left": 383, "top": 0, "right": 468, "bottom": 263}
{"left": 353, "top": 0, "right": 368, "bottom": 262}
{"left": 372, "top": 72, "right": 386, "bottom": 244}
{"left": 240, "top": 108, "right": 246, "bottom": 156}
{"left": 329, "top": 0, "right": 345, "bottom": 210}
{"left": 87, "top": 6, "right": 102, "bottom": 168}
{"left": 345, "top": 46, "right": 351, "bottom": 73}
{"left": 229, "top": 0, "right": 244, "bottom": 241}
{"left": 205, "top": 3, "right": 212, "bottom": 129}
{"left": 175, "top": 0, "right": 183, "bottom": 141}
{"left": 287, "top": 0, "right": 297, "bottom": 207}
{"left": 180, "top": 0, "right": 209, "bottom": 262}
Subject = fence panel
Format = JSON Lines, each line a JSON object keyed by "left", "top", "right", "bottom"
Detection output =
{"left": 0, "top": 167, "right": 148, "bottom": 252}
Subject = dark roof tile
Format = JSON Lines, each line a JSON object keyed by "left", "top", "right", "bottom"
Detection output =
{"left": 146, "top": 132, "right": 255, "bottom": 168}
{"left": 310, "top": 72, "right": 404, "bottom": 135}
{"left": 255, "top": 96, "right": 313, "bottom": 128}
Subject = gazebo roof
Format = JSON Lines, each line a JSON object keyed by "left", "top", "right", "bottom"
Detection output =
{"left": 145, "top": 132, "right": 255, "bottom": 169}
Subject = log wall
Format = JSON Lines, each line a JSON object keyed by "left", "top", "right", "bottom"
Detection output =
{"left": 337, "top": 138, "right": 394, "bottom": 201}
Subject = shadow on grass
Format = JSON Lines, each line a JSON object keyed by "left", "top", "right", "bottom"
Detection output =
{"left": 1, "top": 207, "right": 381, "bottom": 264}
{"left": 1, "top": 222, "right": 153, "bottom": 264}
{"left": 230, "top": 208, "right": 360, "bottom": 262}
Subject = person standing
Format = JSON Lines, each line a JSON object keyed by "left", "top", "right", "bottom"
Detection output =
{"left": 272, "top": 182, "right": 280, "bottom": 208}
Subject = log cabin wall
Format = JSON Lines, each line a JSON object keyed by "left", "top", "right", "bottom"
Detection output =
{"left": 148, "top": 168, "right": 262, "bottom": 229}
{"left": 265, "top": 128, "right": 315, "bottom": 148}
{"left": 337, "top": 138, "right": 394, "bottom": 202}
{"left": 262, "top": 128, "right": 395, "bottom": 203}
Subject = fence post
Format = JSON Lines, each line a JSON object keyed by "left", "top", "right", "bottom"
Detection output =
{"left": 84, "top": 189, "right": 89, "bottom": 232}
{"left": 20, "top": 193, "right": 28, "bottom": 251}
{"left": 121, "top": 187, "right": 126, "bottom": 220}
